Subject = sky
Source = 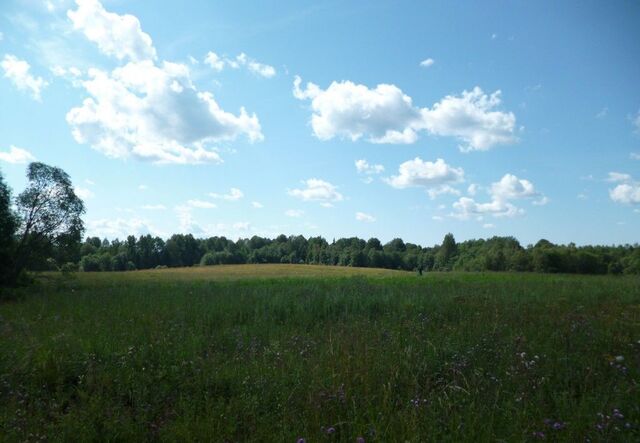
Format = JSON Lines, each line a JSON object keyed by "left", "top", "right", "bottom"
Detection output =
{"left": 0, "top": 0, "right": 639, "bottom": 247}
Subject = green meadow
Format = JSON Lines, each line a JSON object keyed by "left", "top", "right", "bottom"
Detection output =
{"left": 1, "top": 265, "right": 639, "bottom": 442}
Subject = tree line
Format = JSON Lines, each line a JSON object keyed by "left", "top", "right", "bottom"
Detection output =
{"left": 2, "top": 162, "right": 639, "bottom": 288}
{"left": 74, "top": 232, "right": 640, "bottom": 275}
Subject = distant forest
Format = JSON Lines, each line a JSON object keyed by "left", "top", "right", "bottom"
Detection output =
{"left": 65, "top": 233, "right": 639, "bottom": 275}
{"left": 2, "top": 163, "right": 639, "bottom": 279}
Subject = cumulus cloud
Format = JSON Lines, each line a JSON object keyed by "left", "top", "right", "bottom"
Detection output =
{"left": 608, "top": 173, "right": 640, "bottom": 205}
{"left": 0, "top": 145, "right": 36, "bottom": 164}
{"left": 67, "top": 0, "right": 157, "bottom": 62}
{"left": 66, "top": 60, "right": 262, "bottom": 164}
{"left": 355, "top": 159, "right": 384, "bottom": 175}
{"left": 420, "top": 58, "right": 435, "bottom": 68}
{"left": 385, "top": 158, "right": 464, "bottom": 197}
{"left": 355, "top": 212, "right": 376, "bottom": 222}
{"left": 490, "top": 173, "right": 537, "bottom": 200}
{"left": 187, "top": 199, "right": 217, "bottom": 209}
{"left": 289, "top": 178, "right": 344, "bottom": 203}
{"left": 452, "top": 196, "right": 522, "bottom": 219}
{"left": 209, "top": 187, "right": 244, "bottom": 201}
{"left": 65, "top": 1, "right": 263, "bottom": 165}
{"left": 204, "top": 51, "right": 224, "bottom": 71}
{"left": 293, "top": 77, "right": 516, "bottom": 150}
{"left": 422, "top": 87, "right": 517, "bottom": 151}
{"left": 204, "top": 51, "right": 276, "bottom": 78}
{"left": 451, "top": 173, "right": 545, "bottom": 220}
{"left": 285, "top": 209, "right": 304, "bottom": 217}
{"left": 1, "top": 54, "right": 48, "bottom": 100}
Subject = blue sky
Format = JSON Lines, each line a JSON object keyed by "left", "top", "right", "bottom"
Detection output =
{"left": 0, "top": 0, "right": 639, "bottom": 246}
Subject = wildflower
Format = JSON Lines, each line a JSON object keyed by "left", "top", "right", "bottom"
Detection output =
{"left": 532, "top": 431, "right": 545, "bottom": 439}
{"left": 356, "top": 438, "right": 366, "bottom": 443}
{"left": 326, "top": 427, "right": 336, "bottom": 434}
{"left": 612, "top": 409, "right": 624, "bottom": 420}
{"left": 297, "top": 439, "right": 306, "bottom": 443}
{"left": 552, "top": 421, "right": 565, "bottom": 430}
{"left": 615, "top": 355, "right": 624, "bottom": 362}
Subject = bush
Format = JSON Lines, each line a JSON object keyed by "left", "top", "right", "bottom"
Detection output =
{"left": 60, "top": 262, "right": 78, "bottom": 274}
{"left": 80, "top": 254, "right": 100, "bottom": 272}
{"left": 200, "top": 252, "right": 216, "bottom": 266}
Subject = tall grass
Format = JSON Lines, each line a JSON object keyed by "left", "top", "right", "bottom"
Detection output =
{"left": 1, "top": 266, "right": 638, "bottom": 441}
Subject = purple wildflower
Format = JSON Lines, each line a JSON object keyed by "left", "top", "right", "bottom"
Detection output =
{"left": 552, "top": 421, "right": 565, "bottom": 430}
{"left": 356, "top": 438, "right": 366, "bottom": 443}
{"left": 326, "top": 427, "right": 336, "bottom": 435}
{"left": 297, "top": 439, "right": 306, "bottom": 443}
{"left": 532, "top": 431, "right": 545, "bottom": 439}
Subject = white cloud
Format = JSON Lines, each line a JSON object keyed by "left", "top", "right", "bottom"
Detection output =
{"left": 251, "top": 201, "right": 264, "bottom": 208}
{"left": 420, "top": 58, "right": 435, "bottom": 68}
{"left": 467, "top": 183, "right": 478, "bottom": 196}
{"left": 1, "top": 54, "right": 48, "bottom": 100}
{"left": 87, "top": 217, "right": 163, "bottom": 238}
{"left": 355, "top": 159, "right": 384, "bottom": 175}
{"left": 422, "top": 87, "right": 517, "bottom": 151}
{"left": 74, "top": 186, "right": 94, "bottom": 200}
{"left": 138, "top": 184, "right": 149, "bottom": 191}
{"left": 141, "top": 204, "right": 166, "bottom": 210}
{"left": 293, "top": 76, "right": 424, "bottom": 144}
{"left": 246, "top": 59, "right": 276, "bottom": 78}
{"left": 490, "top": 173, "right": 537, "bottom": 200}
{"left": 204, "top": 51, "right": 276, "bottom": 78}
{"left": 288, "top": 178, "right": 344, "bottom": 203}
{"left": 355, "top": 211, "right": 376, "bottom": 222}
{"left": 483, "top": 223, "right": 495, "bottom": 229}
{"left": 67, "top": 0, "right": 157, "bottom": 62}
{"left": 293, "top": 77, "right": 516, "bottom": 150}
{"left": 608, "top": 173, "right": 640, "bottom": 205}
{"left": 452, "top": 196, "right": 522, "bottom": 220}
{"left": 204, "top": 51, "right": 224, "bottom": 71}
{"left": 427, "top": 184, "right": 461, "bottom": 200}
{"left": 610, "top": 183, "right": 640, "bottom": 205}
{"left": 607, "top": 172, "right": 632, "bottom": 183}
{"left": 385, "top": 158, "right": 464, "bottom": 191}
{"left": 533, "top": 196, "right": 549, "bottom": 206}
{"left": 451, "top": 173, "right": 544, "bottom": 220}
{"left": 187, "top": 199, "right": 217, "bottom": 209}
{"left": 285, "top": 209, "right": 304, "bottom": 218}
{"left": 66, "top": 60, "right": 262, "bottom": 164}
{"left": 209, "top": 187, "right": 244, "bottom": 201}
{"left": 0, "top": 145, "right": 36, "bottom": 164}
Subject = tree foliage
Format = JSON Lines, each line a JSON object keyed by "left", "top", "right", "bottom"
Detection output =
{"left": 74, "top": 233, "right": 640, "bottom": 276}
{"left": 14, "top": 163, "right": 85, "bottom": 273}
{"left": 0, "top": 170, "right": 18, "bottom": 286}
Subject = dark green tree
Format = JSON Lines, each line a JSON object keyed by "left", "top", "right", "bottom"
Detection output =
{"left": 0, "top": 170, "right": 18, "bottom": 285}
{"left": 13, "top": 163, "right": 85, "bottom": 277}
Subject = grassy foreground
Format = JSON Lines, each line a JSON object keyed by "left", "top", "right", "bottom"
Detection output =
{"left": 0, "top": 265, "right": 639, "bottom": 442}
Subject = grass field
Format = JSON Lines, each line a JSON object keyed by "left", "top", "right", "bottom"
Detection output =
{"left": 1, "top": 265, "right": 639, "bottom": 442}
